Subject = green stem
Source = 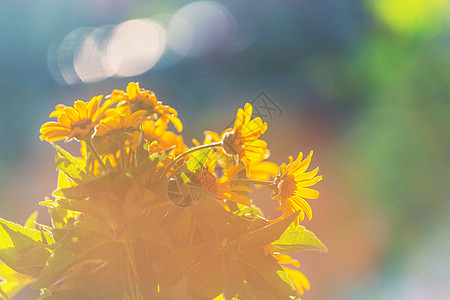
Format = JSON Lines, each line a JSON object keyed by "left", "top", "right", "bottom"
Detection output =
{"left": 161, "top": 141, "right": 223, "bottom": 179}
{"left": 231, "top": 179, "right": 274, "bottom": 186}
{"left": 85, "top": 138, "right": 109, "bottom": 172}
{"left": 121, "top": 142, "right": 127, "bottom": 172}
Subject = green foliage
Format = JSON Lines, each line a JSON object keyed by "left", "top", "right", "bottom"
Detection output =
{"left": 172, "top": 148, "right": 212, "bottom": 178}
{"left": 1, "top": 137, "right": 325, "bottom": 299}
{"left": 52, "top": 144, "right": 92, "bottom": 184}
{"left": 272, "top": 225, "right": 328, "bottom": 254}
{"left": 0, "top": 213, "right": 54, "bottom": 299}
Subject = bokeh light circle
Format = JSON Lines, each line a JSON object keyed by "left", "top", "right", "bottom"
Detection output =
{"left": 105, "top": 19, "right": 166, "bottom": 77}
{"left": 167, "top": 1, "right": 237, "bottom": 57}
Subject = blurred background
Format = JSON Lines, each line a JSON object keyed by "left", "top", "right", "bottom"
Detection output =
{"left": 0, "top": 0, "right": 449, "bottom": 299}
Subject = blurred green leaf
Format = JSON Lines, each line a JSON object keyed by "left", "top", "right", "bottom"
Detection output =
{"left": 272, "top": 225, "right": 327, "bottom": 254}
{"left": 32, "top": 233, "right": 114, "bottom": 289}
{"left": 24, "top": 211, "right": 38, "bottom": 229}
{"left": 172, "top": 149, "right": 211, "bottom": 178}
{"left": 187, "top": 253, "right": 223, "bottom": 299}
{"left": 222, "top": 254, "right": 246, "bottom": 300}
{"left": 237, "top": 212, "right": 299, "bottom": 250}
{"left": 236, "top": 204, "right": 264, "bottom": 218}
{"left": 53, "top": 143, "right": 91, "bottom": 183}
{"left": 277, "top": 269, "right": 300, "bottom": 299}
{"left": 15, "top": 246, "right": 51, "bottom": 268}
{"left": 238, "top": 250, "right": 297, "bottom": 300}
{"left": 0, "top": 218, "right": 44, "bottom": 277}
{"left": 0, "top": 261, "right": 34, "bottom": 300}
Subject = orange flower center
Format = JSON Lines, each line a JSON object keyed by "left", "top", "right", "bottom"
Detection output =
{"left": 72, "top": 119, "right": 93, "bottom": 130}
{"left": 279, "top": 174, "right": 296, "bottom": 198}
{"left": 222, "top": 131, "right": 243, "bottom": 156}
{"left": 193, "top": 167, "right": 218, "bottom": 195}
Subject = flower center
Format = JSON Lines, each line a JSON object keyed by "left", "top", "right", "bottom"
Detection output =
{"left": 72, "top": 119, "right": 93, "bottom": 130}
{"left": 193, "top": 167, "right": 218, "bottom": 195}
{"left": 222, "top": 131, "right": 243, "bottom": 156}
{"left": 279, "top": 174, "right": 296, "bottom": 198}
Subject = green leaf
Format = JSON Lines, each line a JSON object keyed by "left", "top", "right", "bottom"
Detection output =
{"left": 0, "top": 261, "right": 34, "bottom": 299}
{"left": 32, "top": 233, "right": 114, "bottom": 289}
{"left": 0, "top": 218, "right": 44, "bottom": 277}
{"left": 190, "top": 193, "right": 248, "bottom": 248}
{"left": 24, "top": 211, "right": 38, "bottom": 229}
{"left": 277, "top": 269, "right": 300, "bottom": 299}
{"left": 236, "top": 204, "right": 264, "bottom": 218}
{"left": 15, "top": 246, "right": 51, "bottom": 268}
{"left": 125, "top": 214, "right": 171, "bottom": 247}
{"left": 237, "top": 212, "right": 299, "bottom": 250}
{"left": 39, "top": 199, "right": 57, "bottom": 208}
{"left": 172, "top": 149, "right": 211, "bottom": 178}
{"left": 53, "top": 143, "right": 91, "bottom": 183}
{"left": 129, "top": 155, "right": 159, "bottom": 182}
{"left": 57, "top": 170, "right": 74, "bottom": 190}
{"left": 187, "top": 253, "right": 223, "bottom": 299}
{"left": 272, "top": 225, "right": 327, "bottom": 254}
{"left": 223, "top": 254, "right": 246, "bottom": 300}
{"left": 134, "top": 128, "right": 148, "bottom": 166}
{"left": 238, "top": 250, "right": 297, "bottom": 300}
{"left": 52, "top": 186, "right": 85, "bottom": 199}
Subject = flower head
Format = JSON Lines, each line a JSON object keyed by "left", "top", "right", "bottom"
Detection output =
{"left": 272, "top": 151, "right": 322, "bottom": 226}
{"left": 113, "top": 82, "right": 183, "bottom": 132}
{"left": 40, "top": 96, "right": 114, "bottom": 142}
{"left": 96, "top": 109, "right": 147, "bottom": 137}
{"left": 222, "top": 103, "right": 269, "bottom": 166}
{"left": 142, "top": 119, "right": 186, "bottom": 155}
{"left": 192, "top": 164, "right": 252, "bottom": 207}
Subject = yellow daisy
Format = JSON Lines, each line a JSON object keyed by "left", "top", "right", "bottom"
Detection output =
{"left": 96, "top": 109, "right": 147, "bottom": 137}
{"left": 40, "top": 96, "right": 114, "bottom": 142}
{"left": 192, "top": 165, "right": 252, "bottom": 207}
{"left": 113, "top": 82, "right": 183, "bottom": 132}
{"left": 272, "top": 151, "right": 322, "bottom": 226}
{"left": 142, "top": 119, "right": 186, "bottom": 154}
{"left": 222, "top": 103, "right": 269, "bottom": 166}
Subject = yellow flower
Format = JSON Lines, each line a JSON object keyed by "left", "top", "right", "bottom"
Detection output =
{"left": 96, "top": 109, "right": 147, "bottom": 137}
{"left": 272, "top": 151, "right": 322, "bottom": 225}
{"left": 40, "top": 96, "right": 114, "bottom": 142}
{"left": 113, "top": 82, "right": 183, "bottom": 132}
{"left": 222, "top": 103, "right": 269, "bottom": 166}
{"left": 192, "top": 165, "right": 252, "bottom": 207}
{"left": 142, "top": 119, "right": 186, "bottom": 155}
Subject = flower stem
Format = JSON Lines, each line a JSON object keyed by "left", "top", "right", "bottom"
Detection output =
{"left": 160, "top": 142, "right": 223, "bottom": 180}
{"left": 85, "top": 138, "right": 109, "bottom": 172}
{"left": 231, "top": 179, "right": 274, "bottom": 186}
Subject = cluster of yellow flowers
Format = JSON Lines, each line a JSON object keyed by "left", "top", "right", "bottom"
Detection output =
{"left": 13, "top": 82, "right": 327, "bottom": 299}
{"left": 40, "top": 83, "right": 322, "bottom": 226}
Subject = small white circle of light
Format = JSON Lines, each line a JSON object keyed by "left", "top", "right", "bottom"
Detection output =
{"left": 105, "top": 19, "right": 167, "bottom": 77}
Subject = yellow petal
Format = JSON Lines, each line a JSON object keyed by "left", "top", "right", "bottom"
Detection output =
{"left": 282, "top": 266, "right": 310, "bottom": 295}
{"left": 74, "top": 100, "right": 88, "bottom": 119}
{"left": 126, "top": 82, "right": 139, "bottom": 99}
{"left": 275, "top": 254, "right": 300, "bottom": 268}
{"left": 297, "top": 187, "right": 319, "bottom": 199}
